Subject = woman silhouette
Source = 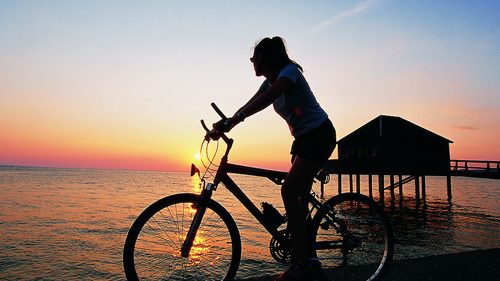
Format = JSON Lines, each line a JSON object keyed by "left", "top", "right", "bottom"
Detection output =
{"left": 215, "top": 36, "right": 336, "bottom": 280}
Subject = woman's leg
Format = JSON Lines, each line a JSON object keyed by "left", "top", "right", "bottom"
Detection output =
{"left": 281, "top": 155, "right": 323, "bottom": 266}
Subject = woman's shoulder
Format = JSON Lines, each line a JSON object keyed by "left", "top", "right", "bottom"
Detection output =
{"left": 282, "top": 63, "right": 299, "bottom": 72}
{"left": 279, "top": 63, "right": 302, "bottom": 80}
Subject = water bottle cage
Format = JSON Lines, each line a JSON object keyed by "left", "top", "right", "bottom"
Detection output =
{"left": 262, "top": 202, "right": 286, "bottom": 229}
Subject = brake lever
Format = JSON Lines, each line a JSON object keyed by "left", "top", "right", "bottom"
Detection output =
{"left": 201, "top": 119, "right": 210, "bottom": 133}
{"left": 201, "top": 103, "right": 233, "bottom": 145}
{"left": 201, "top": 119, "right": 222, "bottom": 141}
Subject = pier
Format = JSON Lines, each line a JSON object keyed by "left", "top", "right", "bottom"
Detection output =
{"left": 322, "top": 159, "right": 500, "bottom": 202}
{"left": 450, "top": 160, "right": 500, "bottom": 179}
{"left": 319, "top": 115, "right": 499, "bottom": 201}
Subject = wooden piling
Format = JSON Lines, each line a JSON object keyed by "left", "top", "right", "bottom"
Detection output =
{"left": 390, "top": 175, "right": 395, "bottom": 201}
{"left": 415, "top": 176, "right": 420, "bottom": 202}
{"left": 368, "top": 174, "right": 373, "bottom": 198}
{"left": 379, "top": 174, "right": 384, "bottom": 202}
{"left": 447, "top": 175, "right": 452, "bottom": 199}
{"left": 422, "top": 175, "right": 426, "bottom": 199}
{"left": 338, "top": 174, "right": 342, "bottom": 195}
{"left": 356, "top": 174, "right": 361, "bottom": 193}
{"left": 349, "top": 174, "right": 353, "bottom": 193}
{"left": 398, "top": 174, "right": 403, "bottom": 198}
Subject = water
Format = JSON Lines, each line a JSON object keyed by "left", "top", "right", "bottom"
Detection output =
{"left": 0, "top": 166, "right": 499, "bottom": 280}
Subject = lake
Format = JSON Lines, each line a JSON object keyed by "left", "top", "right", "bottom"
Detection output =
{"left": 0, "top": 166, "right": 499, "bottom": 280}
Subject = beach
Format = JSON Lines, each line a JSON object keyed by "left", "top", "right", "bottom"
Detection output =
{"left": 237, "top": 248, "right": 500, "bottom": 281}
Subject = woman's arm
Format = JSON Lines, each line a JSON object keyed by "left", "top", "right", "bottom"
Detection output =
{"left": 234, "top": 89, "right": 264, "bottom": 117}
{"left": 232, "top": 77, "right": 292, "bottom": 124}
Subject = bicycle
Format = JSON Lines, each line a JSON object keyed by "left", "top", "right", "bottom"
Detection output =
{"left": 123, "top": 103, "right": 394, "bottom": 281}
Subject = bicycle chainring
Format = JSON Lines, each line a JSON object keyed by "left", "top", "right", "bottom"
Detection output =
{"left": 269, "top": 229, "right": 293, "bottom": 264}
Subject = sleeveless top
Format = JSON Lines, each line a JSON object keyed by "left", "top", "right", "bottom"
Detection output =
{"left": 258, "top": 63, "right": 328, "bottom": 137}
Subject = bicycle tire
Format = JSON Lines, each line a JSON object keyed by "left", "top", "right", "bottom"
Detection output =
{"left": 311, "top": 193, "right": 394, "bottom": 281}
{"left": 123, "top": 193, "right": 241, "bottom": 281}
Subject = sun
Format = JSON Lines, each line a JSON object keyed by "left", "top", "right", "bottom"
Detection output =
{"left": 194, "top": 153, "right": 201, "bottom": 160}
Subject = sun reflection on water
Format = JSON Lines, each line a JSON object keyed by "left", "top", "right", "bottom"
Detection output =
{"left": 188, "top": 232, "right": 209, "bottom": 265}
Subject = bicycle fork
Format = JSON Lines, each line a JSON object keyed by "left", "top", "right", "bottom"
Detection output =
{"left": 180, "top": 183, "right": 215, "bottom": 258}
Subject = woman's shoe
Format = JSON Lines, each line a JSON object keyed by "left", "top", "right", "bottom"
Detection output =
{"left": 274, "top": 264, "right": 310, "bottom": 281}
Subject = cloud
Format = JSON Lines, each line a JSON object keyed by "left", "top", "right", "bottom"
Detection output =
{"left": 453, "top": 126, "right": 478, "bottom": 131}
{"left": 311, "top": 0, "right": 378, "bottom": 33}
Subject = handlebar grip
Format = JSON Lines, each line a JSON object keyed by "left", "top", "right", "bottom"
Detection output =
{"left": 211, "top": 102, "right": 227, "bottom": 120}
{"left": 200, "top": 119, "right": 210, "bottom": 133}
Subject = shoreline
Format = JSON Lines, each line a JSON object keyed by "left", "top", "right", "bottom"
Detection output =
{"left": 237, "top": 248, "right": 500, "bottom": 281}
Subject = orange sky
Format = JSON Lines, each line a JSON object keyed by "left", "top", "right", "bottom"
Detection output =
{"left": 1, "top": 1, "right": 499, "bottom": 172}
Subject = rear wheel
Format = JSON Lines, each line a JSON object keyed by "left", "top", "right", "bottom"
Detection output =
{"left": 311, "top": 193, "right": 394, "bottom": 281}
{"left": 123, "top": 193, "right": 241, "bottom": 280}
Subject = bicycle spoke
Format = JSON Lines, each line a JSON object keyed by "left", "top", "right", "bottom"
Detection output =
{"left": 124, "top": 194, "right": 240, "bottom": 281}
{"left": 311, "top": 193, "right": 394, "bottom": 281}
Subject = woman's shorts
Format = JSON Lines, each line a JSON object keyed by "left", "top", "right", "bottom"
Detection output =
{"left": 291, "top": 119, "right": 336, "bottom": 164}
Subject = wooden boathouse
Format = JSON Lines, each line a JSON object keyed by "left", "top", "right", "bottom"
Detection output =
{"left": 323, "top": 115, "right": 454, "bottom": 201}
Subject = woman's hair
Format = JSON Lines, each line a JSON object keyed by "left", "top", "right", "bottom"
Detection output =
{"left": 254, "top": 36, "right": 303, "bottom": 72}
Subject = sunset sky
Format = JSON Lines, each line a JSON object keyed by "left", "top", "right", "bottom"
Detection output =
{"left": 1, "top": 0, "right": 499, "bottom": 172}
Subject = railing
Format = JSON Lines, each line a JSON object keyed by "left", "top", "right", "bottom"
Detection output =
{"left": 450, "top": 160, "right": 500, "bottom": 179}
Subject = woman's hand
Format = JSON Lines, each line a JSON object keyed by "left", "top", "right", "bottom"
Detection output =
{"left": 213, "top": 118, "right": 234, "bottom": 133}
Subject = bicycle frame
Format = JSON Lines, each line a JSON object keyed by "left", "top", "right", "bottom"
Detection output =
{"left": 182, "top": 143, "right": 333, "bottom": 256}
{"left": 182, "top": 152, "right": 281, "bottom": 256}
{"left": 182, "top": 103, "right": 327, "bottom": 258}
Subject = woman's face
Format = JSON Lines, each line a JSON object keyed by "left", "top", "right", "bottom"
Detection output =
{"left": 250, "top": 52, "right": 263, "bottom": 77}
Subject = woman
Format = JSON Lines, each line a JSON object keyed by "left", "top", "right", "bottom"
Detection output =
{"left": 215, "top": 36, "right": 336, "bottom": 281}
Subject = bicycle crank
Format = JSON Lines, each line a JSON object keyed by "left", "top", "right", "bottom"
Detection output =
{"left": 269, "top": 229, "right": 293, "bottom": 264}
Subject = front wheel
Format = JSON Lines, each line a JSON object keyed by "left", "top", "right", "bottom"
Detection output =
{"left": 311, "top": 193, "right": 394, "bottom": 281}
{"left": 123, "top": 193, "right": 241, "bottom": 281}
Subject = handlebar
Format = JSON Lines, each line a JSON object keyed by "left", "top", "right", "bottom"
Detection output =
{"left": 211, "top": 102, "right": 227, "bottom": 120}
{"left": 200, "top": 103, "right": 233, "bottom": 148}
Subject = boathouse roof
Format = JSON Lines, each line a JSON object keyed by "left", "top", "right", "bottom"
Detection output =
{"left": 333, "top": 115, "right": 453, "bottom": 175}
{"left": 338, "top": 115, "right": 453, "bottom": 144}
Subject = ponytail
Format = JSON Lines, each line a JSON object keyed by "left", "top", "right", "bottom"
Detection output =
{"left": 254, "top": 36, "right": 303, "bottom": 72}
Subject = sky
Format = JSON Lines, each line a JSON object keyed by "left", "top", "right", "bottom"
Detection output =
{"left": 1, "top": 0, "right": 499, "bottom": 172}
